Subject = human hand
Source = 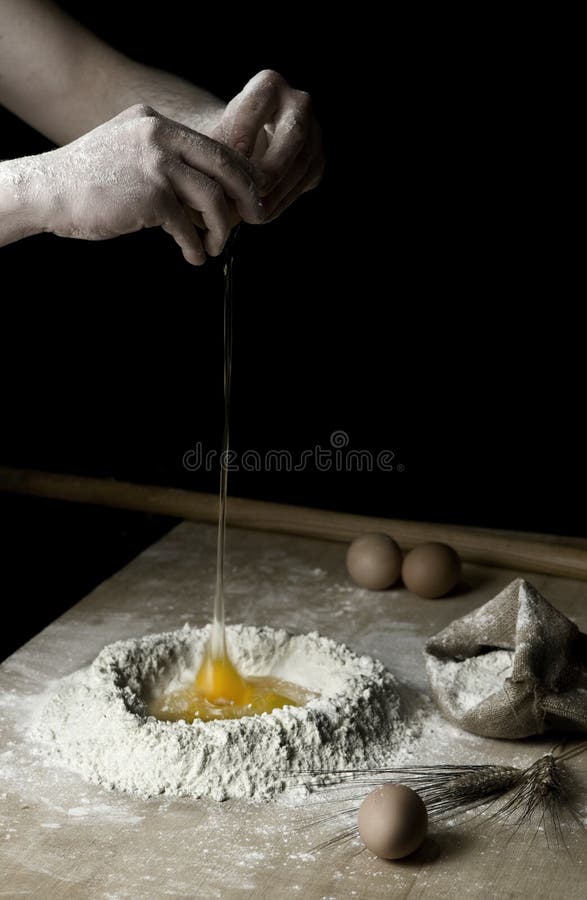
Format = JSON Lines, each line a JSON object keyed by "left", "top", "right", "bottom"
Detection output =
{"left": 212, "top": 70, "right": 324, "bottom": 222}
{"left": 20, "top": 104, "right": 265, "bottom": 264}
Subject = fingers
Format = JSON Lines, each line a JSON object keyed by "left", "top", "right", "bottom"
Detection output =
{"left": 127, "top": 108, "right": 261, "bottom": 261}
{"left": 170, "top": 162, "right": 233, "bottom": 256}
{"left": 161, "top": 122, "right": 264, "bottom": 225}
{"left": 187, "top": 202, "right": 241, "bottom": 233}
{"left": 258, "top": 92, "right": 313, "bottom": 195}
{"left": 109, "top": 103, "right": 318, "bottom": 265}
{"left": 186, "top": 207, "right": 206, "bottom": 230}
{"left": 219, "top": 70, "right": 282, "bottom": 158}
{"left": 211, "top": 70, "right": 324, "bottom": 224}
{"left": 173, "top": 170, "right": 241, "bottom": 256}
{"left": 262, "top": 145, "right": 313, "bottom": 219}
{"left": 265, "top": 158, "right": 325, "bottom": 223}
{"left": 161, "top": 201, "right": 206, "bottom": 265}
{"left": 226, "top": 200, "right": 242, "bottom": 229}
{"left": 262, "top": 121, "right": 324, "bottom": 218}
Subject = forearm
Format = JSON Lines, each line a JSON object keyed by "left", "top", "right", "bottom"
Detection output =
{"left": 97, "top": 61, "right": 226, "bottom": 137}
{"left": 0, "top": 0, "right": 225, "bottom": 145}
{"left": 0, "top": 158, "right": 46, "bottom": 247}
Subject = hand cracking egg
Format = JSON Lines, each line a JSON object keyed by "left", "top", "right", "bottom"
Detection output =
{"left": 346, "top": 533, "right": 403, "bottom": 590}
{"left": 358, "top": 784, "right": 428, "bottom": 860}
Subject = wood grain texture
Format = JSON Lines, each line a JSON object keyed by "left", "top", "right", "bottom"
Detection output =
{"left": 1, "top": 522, "right": 585, "bottom": 899}
{"left": 1, "top": 465, "right": 587, "bottom": 579}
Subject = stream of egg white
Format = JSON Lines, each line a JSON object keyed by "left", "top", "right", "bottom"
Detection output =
{"left": 209, "top": 234, "right": 235, "bottom": 660}
{"left": 149, "top": 234, "right": 315, "bottom": 721}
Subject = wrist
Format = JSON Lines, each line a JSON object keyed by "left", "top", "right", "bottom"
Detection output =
{"left": 0, "top": 154, "right": 55, "bottom": 244}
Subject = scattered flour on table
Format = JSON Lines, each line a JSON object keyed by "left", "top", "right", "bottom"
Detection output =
{"left": 31, "top": 624, "right": 421, "bottom": 802}
{"left": 426, "top": 649, "right": 514, "bottom": 715}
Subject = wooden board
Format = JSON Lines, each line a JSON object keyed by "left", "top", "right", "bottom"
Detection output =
{"left": 1, "top": 522, "right": 586, "bottom": 899}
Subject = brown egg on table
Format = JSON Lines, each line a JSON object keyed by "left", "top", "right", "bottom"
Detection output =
{"left": 358, "top": 783, "right": 428, "bottom": 860}
{"left": 401, "top": 542, "right": 461, "bottom": 599}
{"left": 346, "top": 533, "right": 402, "bottom": 591}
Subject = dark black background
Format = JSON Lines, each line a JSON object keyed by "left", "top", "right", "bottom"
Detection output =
{"left": 0, "top": 4, "right": 583, "bottom": 659}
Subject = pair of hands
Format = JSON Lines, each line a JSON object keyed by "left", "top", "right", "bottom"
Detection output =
{"left": 37, "top": 70, "right": 324, "bottom": 264}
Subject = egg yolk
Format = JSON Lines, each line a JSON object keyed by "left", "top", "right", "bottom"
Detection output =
{"left": 195, "top": 650, "right": 251, "bottom": 704}
{"left": 149, "top": 648, "right": 314, "bottom": 723}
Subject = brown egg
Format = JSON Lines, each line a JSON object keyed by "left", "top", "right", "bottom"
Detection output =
{"left": 402, "top": 542, "right": 461, "bottom": 598}
{"left": 346, "top": 533, "right": 402, "bottom": 590}
{"left": 358, "top": 783, "right": 428, "bottom": 859}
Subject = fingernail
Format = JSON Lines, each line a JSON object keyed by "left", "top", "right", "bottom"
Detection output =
{"left": 257, "top": 200, "right": 266, "bottom": 222}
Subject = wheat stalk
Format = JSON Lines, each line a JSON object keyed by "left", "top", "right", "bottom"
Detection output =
{"left": 293, "top": 741, "right": 587, "bottom": 853}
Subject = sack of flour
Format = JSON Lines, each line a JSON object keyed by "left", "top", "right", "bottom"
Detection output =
{"left": 424, "top": 578, "right": 587, "bottom": 739}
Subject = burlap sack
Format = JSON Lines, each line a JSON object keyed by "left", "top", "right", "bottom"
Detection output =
{"left": 424, "top": 578, "right": 587, "bottom": 739}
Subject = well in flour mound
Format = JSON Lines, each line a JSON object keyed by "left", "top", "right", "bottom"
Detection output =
{"left": 32, "top": 624, "right": 414, "bottom": 802}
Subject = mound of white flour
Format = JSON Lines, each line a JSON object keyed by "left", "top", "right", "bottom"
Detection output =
{"left": 32, "top": 625, "right": 414, "bottom": 801}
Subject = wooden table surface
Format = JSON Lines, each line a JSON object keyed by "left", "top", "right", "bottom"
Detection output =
{"left": 1, "top": 521, "right": 586, "bottom": 899}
